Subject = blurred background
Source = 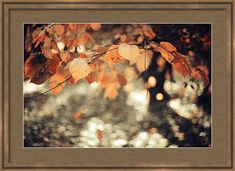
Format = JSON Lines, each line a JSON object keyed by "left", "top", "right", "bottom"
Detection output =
{"left": 24, "top": 24, "right": 211, "bottom": 147}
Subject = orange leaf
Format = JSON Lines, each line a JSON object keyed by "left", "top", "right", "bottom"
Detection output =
{"left": 104, "top": 83, "right": 120, "bottom": 99}
{"left": 96, "top": 129, "right": 103, "bottom": 140}
{"left": 41, "top": 47, "right": 53, "bottom": 59}
{"left": 49, "top": 72, "right": 66, "bottom": 94}
{"left": 191, "top": 65, "right": 209, "bottom": 86}
{"left": 171, "top": 52, "right": 192, "bottom": 77}
{"left": 160, "top": 42, "right": 177, "bottom": 52}
{"left": 90, "top": 23, "right": 101, "bottom": 31}
{"left": 67, "top": 24, "right": 78, "bottom": 32}
{"left": 60, "top": 51, "right": 71, "bottom": 63}
{"left": 46, "top": 55, "right": 61, "bottom": 76}
{"left": 103, "top": 45, "right": 122, "bottom": 67}
{"left": 143, "top": 25, "right": 156, "bottom": 40}
{"left": 85, "top": 72, "right": 98, "bottom": 84}
{"left": 24, "top": 55, "right": 38, "bottom": 79}
{"left": 157, "top": 46, "right": 175, "bottom": 63}
{"left": 53, "top": 24, "right": 65, "bottom": 37}
{"left": 74, "top": 112, "right": 83, "bottom": 121}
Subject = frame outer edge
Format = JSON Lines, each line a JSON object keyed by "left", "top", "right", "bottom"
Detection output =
{"left": 0, "top": 0, "right": 234, "bottom": 170}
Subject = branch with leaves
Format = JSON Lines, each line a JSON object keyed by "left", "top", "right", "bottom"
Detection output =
{"left": 24, "top": 24, "right": 209, "bottom": 100}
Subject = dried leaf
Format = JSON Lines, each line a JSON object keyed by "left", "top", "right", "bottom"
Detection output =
{"left": 53, "top": 24, "right": 65, "bottom": 37}
{"left": 157, "top": 46, "right": 175, "bottom": 63}
{"left": 68, "top": 58, "right": 91, "bottom": 83}
{"left": 49, "top": 72, "right": 66, "bottom": 94}
{"left": 96, "top": 129, "right": 103, "bottom": 140}
{"left": 85, "top": 72, "right": 98, "bottom": 84}
{"left": 191, "top": 65, "right": 209, "bottom": 86}
{"left": 136, "top": 49, "right": 153, "bottom": 72}
{"left": 25, "top": 27, "right": 32, "bottom": 52}
{"left": 103, "top": 45, "right": 122, "bottom": 67}
{"left": 67, "top": 24, "right": 78, "bottom": 32}
{"left": 90, "top": 23, "right": 101, "bottom": 31}
{"left": 74, "top": 112, "right": 83, "bottom": 121}
{"left": 171, "top": 52, "right": 192, "bottom": 77}
{"left": 118, "top": 43, "right": 140, "bottom": 65}
{"left": 41, "top": 47, "right": 53, "bottom": 59}
{"left": 104, "top": 82, "right": 120, "bottom": 99}
{"left": 24, "top": 55, "right": 38, "bottom": 79}
{"left": 143, "top": 25, "right": 156, "bottom": 40}
{"left": 60, "top": 51, "right": 70, "bottom": 63}
{"left": 160, "top": 42, "right": 177, "bottom": 52}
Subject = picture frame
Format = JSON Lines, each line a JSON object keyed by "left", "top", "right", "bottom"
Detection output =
{"left": 0, "top": 0, "right": 234, "bottom": 170}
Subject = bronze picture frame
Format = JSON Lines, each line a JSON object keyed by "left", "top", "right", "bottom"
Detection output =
{"left": 0, "top": 0, "right": 234, "bottom": 170}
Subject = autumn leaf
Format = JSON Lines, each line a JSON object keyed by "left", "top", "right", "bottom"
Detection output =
{"left": 60, "top": 51, "right": 70, "bottom": 63}
{"left": 191, "top": 65, "right": 209, "bottom": 86}
{"left": 171, "top": 51, "right": 192, "bottom": 77}
{"left": 24, "top": 55, "right": 38, "bottom": 79}
{"left": 117, "top": 74, "right": 127, "bottom": 86}
{"left": 96, "top": 129, "right": 103, "bottom": 140}
{"left": 31, "top": 71, "right": 50, "bottom": 85}
{"left": 104, "top": 82, "right": 120, "bottom": 99}
{"left": 46, "top": 55, "right": 61, "bottom": 76}
{"left": 41, "top": 47, "right": 54, "bottom": 59}
{"left": 160, "top": 42, "right": 177, "bottom": 52}
{"left": 90, "top": 23, "right": 101, "bottom": 31}
{"left": 124, "top": 67, "right": 137, "bottom": 82}
{"left": 49, "top": 72, "right": 66, "bottom": 94}
{"left": 102, "top": 45, "right": 122, "bottom": 67}
{"left": 53, "top": 24, "right": 65, "bottom": 37}
{"left": 143, "top": 25, "right": 156, "bottom": 40}
{"left": 157, "top": 45, "right": 175, "bottom": 63}
{"left": 85, "top": 72, "right": 98, "bottom": 84}
{"left": 68, "top": 58, "right": 92, "bottom": 83}
{"left": 136, "top": 49, "right": 153, "bottom": 73}
{"left": 67, "top": 24, "right": 78, "bottom": 32}
{"left": 25, "top": 27, "right": 32, "bottom": 52}
{"left": 152, "top": 41, "right": 192, "bottom": 77}
{"left": 118, "top": 43, "right": 140, "bottom": 65}
{"left": 24, "top": 54, "right": 60, "bottom": 85}
{"left": 74, "top": 112, "right": 83, "bottom": 121}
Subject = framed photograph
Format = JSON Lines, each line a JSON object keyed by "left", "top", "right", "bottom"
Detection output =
{"left": 0, "top": 0, "right": 234, "bottom": 170}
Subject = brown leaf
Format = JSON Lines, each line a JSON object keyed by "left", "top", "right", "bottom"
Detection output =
{"left": 191, "top": 65, "right": 209, "bottom": 86}
{"left": 102, "top": 45, "right": 122, "bottom": 67}
{"left": 60, "top": 51, "right": 71, "bottom": 63}
{"left": 24, "top": 55, "right": 38, "bottom": 79}
{"left": 85, "top": 72, "right": 98, "bottom": 84}
{"left": 67, "top": 24, "right": 78, "bottom": 32}
{"left": 90, "top": 23, "right": 101, "bottom": 31}
{"left": 53, "top": 24, "right": 65, "bottom": 37}
{"left": 160, "top": 42, "right": 177, "bottom": 52}
{"left": 96, "top": 129, "right": 103, "bottom": 140}
{"left": 157, "top": 46, "right": 175, "bottom": 63}
{"left": 74, "top": 112, "right": 83, "bottom": 121}
{"left": 25, "top": 27, "right": 32, "bottom": 52}
{"left": 143, "top": 25, "right": 156, "bottom": 40}
{"left": 171, "top": 52, "right": 192, "bottom": 77}
{"left": 136, "top": 49, "right": 153, "bottom": 72}
{"left": 49, "top": 72, "right": 66, "bottom": 94}
{"left": 41, "top": 47, "right": 53, "bottom": 59}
